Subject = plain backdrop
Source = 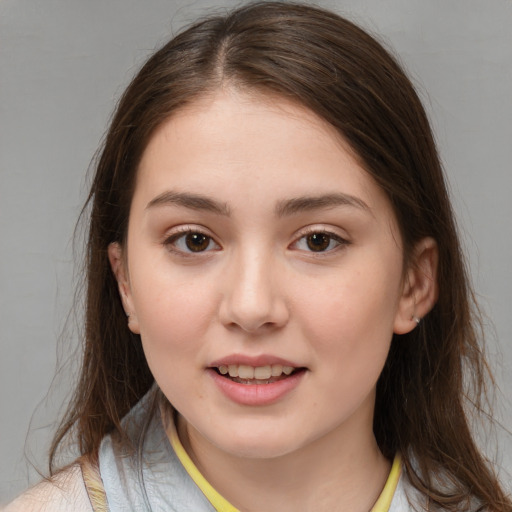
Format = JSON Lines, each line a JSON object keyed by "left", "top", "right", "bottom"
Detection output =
{"left": 1, "top": 0, "right": 511, "bottom": 504}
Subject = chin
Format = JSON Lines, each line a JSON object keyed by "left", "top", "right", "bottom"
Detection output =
{"left": 210, "top": 427, "right": 307, "bottom": 460}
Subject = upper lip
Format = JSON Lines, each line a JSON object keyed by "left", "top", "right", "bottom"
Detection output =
{"left": 209, "top": 354, "right": 303, "bottom": 368}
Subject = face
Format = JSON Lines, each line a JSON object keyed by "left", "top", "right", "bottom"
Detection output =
{"left": 111, "top": 89, "right": 419, "bottom": 461}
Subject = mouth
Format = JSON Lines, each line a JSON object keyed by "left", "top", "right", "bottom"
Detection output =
{"left": 207, "top": 358, "right": 307, "bottom": 405}
{"left": 211, "top": 364, "right": 305, "bottom": 385}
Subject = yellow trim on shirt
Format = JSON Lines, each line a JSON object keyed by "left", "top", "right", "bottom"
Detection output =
{"left": 168, "top": 421, "right": 240, "bottom": 512}
{"left": 169, "top": 417, "right": 401, "bottom": 512}
{"left": 371, "top": 453, "right": 402, "bottom": 512}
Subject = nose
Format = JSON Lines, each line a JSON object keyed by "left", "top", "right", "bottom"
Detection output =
{"left": 218, "top": 249, "right": 289, "bottom": 334}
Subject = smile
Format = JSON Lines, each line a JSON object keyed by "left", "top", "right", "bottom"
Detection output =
{"left": 215, "top": 364, "right": 296, "bottom": 384}
{"left": 208, "top": 362, "right": 307, "bottom": 405}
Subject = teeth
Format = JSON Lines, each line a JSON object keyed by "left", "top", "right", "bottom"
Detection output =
{"left": 254, "top": 365, "right": 272, "bottom": 380}
{"left": 238, "top": 365, "right": 254, "bottom": 379}
{"left": 219, "top": 364, "right": 296, "bottom": 379}
{"left": 271, "top": 364, "right": 283, "bottom": 377}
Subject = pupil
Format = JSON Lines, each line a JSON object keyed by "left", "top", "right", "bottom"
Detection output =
{"left": 186, "top": 233, "right": 209, "bottom": 252}
{"left": 307, "top": 233, "right": 330, "bottom": 252}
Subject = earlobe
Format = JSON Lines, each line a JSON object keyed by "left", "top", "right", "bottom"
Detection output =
{"left": 394, "top": 237, "right": 439, "bottom": 335}
{"left": 108, "top": 242, "right": 141, "bottom": 334}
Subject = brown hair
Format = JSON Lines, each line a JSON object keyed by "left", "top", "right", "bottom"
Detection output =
{"left": 50, "top": 2, "right": 511, "bottom": 510}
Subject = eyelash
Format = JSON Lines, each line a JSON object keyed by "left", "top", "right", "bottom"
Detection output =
{"left": 163, "top": 226, "right": 220, "bottom": 256}
{"left": 163, "top": 227, "right": 350, "bottom": 256}
{"left": 291, "top": 228, "right": 350, "bottom": 255}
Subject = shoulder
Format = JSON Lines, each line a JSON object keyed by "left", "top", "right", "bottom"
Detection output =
{"left": 2, "top": 464, "right": 92, "bottom": 512}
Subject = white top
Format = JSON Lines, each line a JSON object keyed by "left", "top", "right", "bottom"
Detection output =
{"left": 3, "top": 391, "right": 419, "bottom": 512}
{"left": 2, "top": 467, "right": 415, "bottom": 512}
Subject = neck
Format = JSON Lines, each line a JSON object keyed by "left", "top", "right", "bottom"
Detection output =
{"left": 175, "top": 411, "right": 391, "bottom": 512}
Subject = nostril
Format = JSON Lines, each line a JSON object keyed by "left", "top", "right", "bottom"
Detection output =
{"left": 217, "top": 269, "right": 290, "bottom": 332}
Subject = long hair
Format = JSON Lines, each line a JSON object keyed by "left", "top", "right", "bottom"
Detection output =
{"left": 50, "top": 2, "right": 511, "bottom": 510}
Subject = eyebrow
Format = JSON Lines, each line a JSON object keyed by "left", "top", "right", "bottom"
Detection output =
{"left": 145, "top": 190, "right": 370, "bottom": 217}
{"left": 275, "top": 193, "right": 370, "bottom": 217}
{"left": 146, "top": 191, "right": 231, "bottom": 216}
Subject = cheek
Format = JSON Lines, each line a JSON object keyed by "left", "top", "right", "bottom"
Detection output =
{"left": 295, "top": 254, "right": 402, "bottom": 364}
{"left": 131, "top": 273, "right": 218, "bottom": 408}
{"left": 129, "top": 264, "right": 217, "bottom": 366}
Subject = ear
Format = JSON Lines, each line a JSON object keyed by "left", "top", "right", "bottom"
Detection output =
{"left": 108, "top": 242, "right": 140, "bottom": 334}
{"left": 394, "top": 237, "right": 439, "bottom": 334}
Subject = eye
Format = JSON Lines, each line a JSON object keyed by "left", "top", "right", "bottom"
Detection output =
{"left": 165, "top": 229, "right": 220, "bottom": 254}
{"left": 293, "top": 231, "right": 347, "bottom": 253}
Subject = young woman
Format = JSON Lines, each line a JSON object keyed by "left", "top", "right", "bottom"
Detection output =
{"left": 5, "top": 2, "right": 511, "bottom": 511}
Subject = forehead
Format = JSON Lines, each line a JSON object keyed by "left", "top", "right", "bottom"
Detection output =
{"left": 134, "top": 89, "right": 391, "bottom": 220}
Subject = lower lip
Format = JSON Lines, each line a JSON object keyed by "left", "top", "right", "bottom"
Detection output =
{"left": 208, "top": 368, "right": 306, "bottom": 406}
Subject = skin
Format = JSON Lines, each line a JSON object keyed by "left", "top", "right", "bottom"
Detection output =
{"left": 109, "top": 89, "right": 438, "bottom": 512}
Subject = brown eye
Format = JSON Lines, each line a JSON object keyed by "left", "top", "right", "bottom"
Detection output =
{"left": 166, "top": 230, "right": 219, "bottom": 255}
{"left": 185, "top": 232, "right": 211, "bottom": 252}
{"left": 306, "top": 233, "right": 331, "bottom": 252}
{"left": 293, "top": 231, "right": 347, "bottom": 254}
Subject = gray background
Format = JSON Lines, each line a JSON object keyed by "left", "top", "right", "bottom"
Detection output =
{"left": 1, "top": 0, "right": 511, "bottom": 504}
